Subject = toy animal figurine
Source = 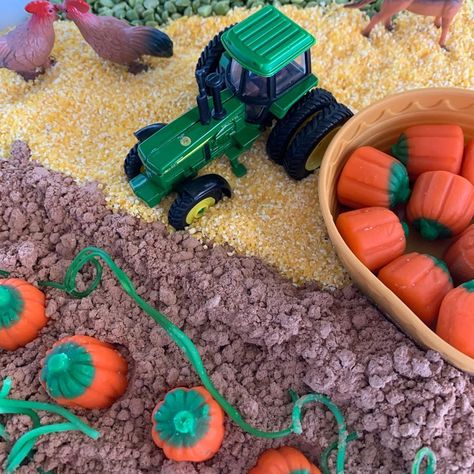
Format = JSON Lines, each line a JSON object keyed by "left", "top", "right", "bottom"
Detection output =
{"left": 0, "top": 1, "right": 58, "bottom": 81}
{"left": 345, "top": 0, "right": 464, "bottom": 49}
{"left": 57, "top": 0, "right": 173, "bottom": 73}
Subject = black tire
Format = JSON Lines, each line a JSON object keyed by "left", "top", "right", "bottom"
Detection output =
{"left": 283, "top": 103, "right": 354, "bottom": 180}
{"left": 266, "top": 88, "right": 337, "bottom": 164}
{"left": 168, "top": 176, "right": 229, "bottom": 230}
{"left": 124, "top": 144, "right": 141, "bottom": 181}
{"left": 124, "top": 123, "right": 166, "bottom": 181}
{"left": 195, "top": 25, "right": 234, "bottom": 92}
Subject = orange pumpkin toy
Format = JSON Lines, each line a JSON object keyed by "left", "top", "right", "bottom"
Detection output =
{"left": 391, "top": 124, "right": 464, "bottom": 180}
{"left": 461, "top": 140, "right": 474, "bottom": 186}
{"left": 336, "top": 146, "right": 411, "bottom": 209}
{"left": 336, "top": 207, "right": 408, "bottom": 271}
{"left": 151, "top": 386, "right": 225, "bottom": 462}
{"left": 436, "top": 281, "right": 474, "bottom": 358}
{"left": 444, "top": 225, "right": 474, "bottom": 284}
{"left": 40, "top": 335, "right": 128, "bottom": 409}
{"left": 378, "top": 253, "right": 453, "bottom": 326}
{"left": 0, "top": 278, "right": 46, "bottom": 351}
{"left": 407, "top": 171, "right": 474, "bottom": 240}
{"left": 249, "top": 446, "right": 321, "bottom": 474}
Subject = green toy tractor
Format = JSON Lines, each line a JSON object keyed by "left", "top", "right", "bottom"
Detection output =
{"left": 124, "top": 5, "right": 353, "bottom": 230}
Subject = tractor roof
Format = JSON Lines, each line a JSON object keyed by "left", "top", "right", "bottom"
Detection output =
{"left": 221, "top": 6, "right": 316, "bottom": 77}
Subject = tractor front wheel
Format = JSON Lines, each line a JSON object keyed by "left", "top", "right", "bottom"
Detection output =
{"left": 124, "top": 144, "right": 142, "bottom": 181}
{"left": 124, "top": 122, "right": 167, "bottom": 181}
{"left": 282, "top": 103, "right": 353, "bottom": 180}
{"left": 266, "top": 88, "right": 337, "bottom": 164}
{"left": 168, "top": 174, "right": 231, "bottom": 230}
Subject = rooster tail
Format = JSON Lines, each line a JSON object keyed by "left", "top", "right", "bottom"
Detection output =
{"left": 134, "top": 27, "right": 173, "bottom": 58}
{"left": 344, "top": 0, "right": 374, "bottom": 8}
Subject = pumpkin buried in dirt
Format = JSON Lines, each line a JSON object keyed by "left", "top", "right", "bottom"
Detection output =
{"left": 436, "top": 280, "right": 474, "bottom": 358}
{"left": 0, "top": 278, "right": 46, "bottom": 351}
{"left": 40, "top": 335, "right": 128, "bottom": 409}
{"left": 248, "top": 446, "right": 321, "bottom": 474}
{"left": 151, "top": 386, "right": 225, "bottom": 462}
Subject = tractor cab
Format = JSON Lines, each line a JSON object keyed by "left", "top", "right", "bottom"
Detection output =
{"left": 219, "top": 6, "right": 317, "bottom": 123}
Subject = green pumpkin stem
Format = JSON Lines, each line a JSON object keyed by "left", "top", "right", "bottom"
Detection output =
{"left": 461, "top": 280, "right": 474, "bottom": 292}
{"left": 47, "top": 353, "right": 71, "bottom": 374}
{"left": 41, "top": 342, "right": 95, "bottom": 399}
{"left": 0, "top": 285, "right": 24, "bottom": 330}
{"left": 414, "top": 218, "right": 452, "bottom": 240}
{"left": 391, "top": 133, "right": 409, "bottom": 165}
{"left": 173, "top": 410, "right": 197, "bottom": 437}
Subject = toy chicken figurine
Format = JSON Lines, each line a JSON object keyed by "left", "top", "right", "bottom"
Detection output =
{"left": 58, "top": 0, "right": 173, "bottom": 73}
{"left": 0, "top": 1, "right": 58, "bottom": 81}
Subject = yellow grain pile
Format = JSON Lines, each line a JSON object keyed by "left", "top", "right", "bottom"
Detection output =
{"left": 1, "top": 5, "right": 473, "bottom": 287}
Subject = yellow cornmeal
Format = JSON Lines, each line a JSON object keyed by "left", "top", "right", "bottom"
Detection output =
{"left": 1, "top": 5, "right": 473, "bottom": 287}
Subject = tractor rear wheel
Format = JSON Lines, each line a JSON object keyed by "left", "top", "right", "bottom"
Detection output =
{"left": 168, "top": 174, "right": 231, "bottom": 230}
{"left": 282, "top": 103, "right": 353, "bottom": 180}
{"left": 266, "top": 88, "right": 336, "bottom": 164}
{"left": 195, "top": 25, "right": 234, "bottom": 92}
{"left": 124, "top": 144, "right": 142, "bottom": 181}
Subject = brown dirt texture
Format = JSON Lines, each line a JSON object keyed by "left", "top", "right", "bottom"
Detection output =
{"left": 0, "top": 143, "right": 473, "bottom": 473}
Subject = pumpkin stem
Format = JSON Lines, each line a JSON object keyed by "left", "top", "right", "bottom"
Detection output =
{"left": 173, "top": 410, "right": 197, "bottom": 436}
{"left": 391, "top": 134, "right": 409, "bottom": 165}
{"left": 415, "top": 218, "right": 452, "bottom": 240}
{"left": 0, "top": 286, "right": 12, "bottom": 307}
{"left": 47, "top": 353, "right": 71, "bottom": 374}
{"left": 0, "top": 285, "right": 24, "bottom": 330}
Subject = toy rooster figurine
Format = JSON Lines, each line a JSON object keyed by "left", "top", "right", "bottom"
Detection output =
{"left": 0, "top": 1, "right": 57, "bottom": 81}
{"left": 58, "top": 0, "right": 173, "bottom": 73}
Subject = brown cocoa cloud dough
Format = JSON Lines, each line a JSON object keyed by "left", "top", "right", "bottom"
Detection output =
{"left": 0, "top": 142, "right": 473, "bottom": 473}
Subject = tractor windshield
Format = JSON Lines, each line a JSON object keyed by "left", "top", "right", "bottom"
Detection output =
{"left": 274, "top": 54, "right": 307, "bottom": 95}
{"left": 229, "top": 60, "right": 268, "bottom": 99}
{"left": 227, "top": 53, "right": 308, "bottom": 102}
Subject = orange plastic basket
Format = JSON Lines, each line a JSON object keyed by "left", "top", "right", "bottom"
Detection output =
{"left": 319, "top": 87, "right": 474, "bottom": 374}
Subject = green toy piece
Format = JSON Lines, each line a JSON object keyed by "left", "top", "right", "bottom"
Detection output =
{"left": 124, "top": 5, "right": 353, "bottom": 230}
{"left": 0, "top": 377, "right": 99, "bottom": 473}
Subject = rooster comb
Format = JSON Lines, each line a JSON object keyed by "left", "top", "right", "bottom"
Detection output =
{"left": 64, "top": 0, "right": 91, "bottom": 11}
{"left": 25, "top": 1, "right": 53, "bottom": 14}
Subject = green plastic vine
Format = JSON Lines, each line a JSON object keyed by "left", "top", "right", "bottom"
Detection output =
{"left": 412, "top": 447, "right": 437, "bottom": 474}
{"left": 0, "top": 377, "right": 99, "bottom": 473}
{"left": 39, "top": 247, "right": 355, "bottom": 473}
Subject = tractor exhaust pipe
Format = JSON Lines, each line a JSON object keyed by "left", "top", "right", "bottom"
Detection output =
{"left": 195, "top": 69, "right": 211, "bottom": 125}
{"left": 205, "top": 73, "right": 227, "bottom": 120}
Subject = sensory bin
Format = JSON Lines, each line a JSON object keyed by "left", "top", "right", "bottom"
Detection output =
{"left": 1, "top": 4, "right": 474, "bottom": 473}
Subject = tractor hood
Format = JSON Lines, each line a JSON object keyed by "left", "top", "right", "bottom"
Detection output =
{"left": 138, "top": 90, "right": 244, "bottom": 176}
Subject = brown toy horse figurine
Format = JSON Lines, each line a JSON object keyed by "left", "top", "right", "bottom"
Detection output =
{"left": 345, "top": 0, "right": 463, "bottom": 49}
